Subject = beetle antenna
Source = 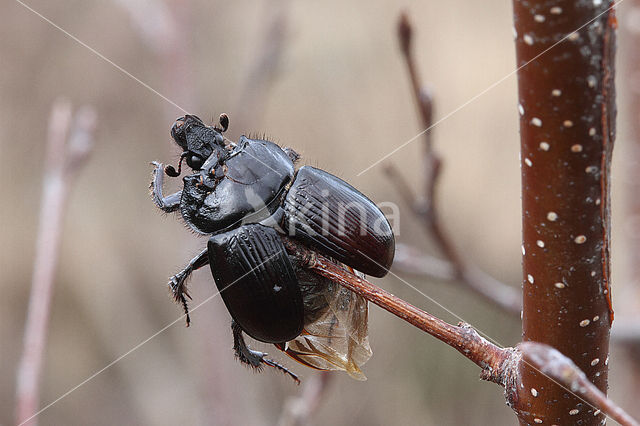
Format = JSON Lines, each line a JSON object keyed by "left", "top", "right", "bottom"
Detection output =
{"left": 165, "top": 152, "right": 188, "bottom": 177}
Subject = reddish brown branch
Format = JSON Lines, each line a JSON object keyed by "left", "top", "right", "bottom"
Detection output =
{"left": 387, "top": 12, "right": 521, "bottom": 316}
{"left": 512, "top": 1, "right": 616, "bottom": 424}
{"left": 398, "top": 12, "right": 434, "bottom": 155}
{"left": 15, "top": 100, "right": 97, "bottom": 426}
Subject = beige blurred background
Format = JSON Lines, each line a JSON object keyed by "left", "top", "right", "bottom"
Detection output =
{"left": 1, "top": 0, "right": 638, "bottom": 425}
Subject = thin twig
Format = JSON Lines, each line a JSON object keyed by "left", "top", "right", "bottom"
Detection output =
{"left": 386, "top": 12, "right": 521, "bottom": 316}
{"left": 277, "top": 372, "right": 332, "bottom": 426}
{"left": 516, "top": 342, "right": 639, "bottom": 426}
{"left": 15, "top": 100, "right": 97, "bottom": 426}
{"left": 283, "top": 238, "right": 512, "bottom": 383}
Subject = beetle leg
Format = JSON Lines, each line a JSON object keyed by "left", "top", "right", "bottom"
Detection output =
{"left": 169, "top": 248, "right": 210, "bottom": 326}
{"left": 150, "top": 161, "right": 182, "bottom": 213}
{"left": 231, "top": 320, "right": 300, "bottom": 385}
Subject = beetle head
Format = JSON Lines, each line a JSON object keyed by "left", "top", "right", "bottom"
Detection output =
{"left": 166, "top": 115, "right": 226, "bottom": 177}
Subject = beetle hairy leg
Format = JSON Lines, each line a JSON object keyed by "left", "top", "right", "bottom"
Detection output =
{"left": 150, "top": 161, "right": 182, "bottom": 213}
{"left": 168, "top": 271, "right": 192, "bottom": 326}
{"left": 231, "top": 321, "right": 300, "bottom": 385}
{"left": 169, "top": 248, "right": 210, "bottom": 326}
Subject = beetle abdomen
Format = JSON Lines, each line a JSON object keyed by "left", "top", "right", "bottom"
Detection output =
{"left": 208, "top": 224, "right": 304, "bottom": 343}
{"left": 281, "top": 166, "right": 395, "bottom": 277}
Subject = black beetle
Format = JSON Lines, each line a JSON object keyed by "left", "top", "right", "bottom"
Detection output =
{"left": 150, "top": 114, "right": 395, "bottom": 382}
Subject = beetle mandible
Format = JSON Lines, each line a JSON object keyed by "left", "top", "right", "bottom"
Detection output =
{"left": 150, "top": 114, "right": 395, "bottom": 382}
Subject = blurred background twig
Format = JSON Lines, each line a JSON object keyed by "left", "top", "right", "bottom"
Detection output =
{"left": 386, "top": 12, "right": 521, "bottom": 316}
{"left": 15, "top": 100, "right": 96, "bottom": 426}
{"left": 114, "top": 0, "right": 197, "bottom": 120}
{"left": 516, "top": 342, "right": 639, "bottom": 426}
{"left": 278, "top": 372, "right": 332, "bottom": 426}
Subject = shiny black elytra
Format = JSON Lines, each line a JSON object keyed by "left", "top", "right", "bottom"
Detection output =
{"left": 150, "top": 114, "right": 394, "bottom": 382}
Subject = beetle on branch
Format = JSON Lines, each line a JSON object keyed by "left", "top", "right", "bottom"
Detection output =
{"left": 150, "top": 114, "right": 395, "bottom": 383}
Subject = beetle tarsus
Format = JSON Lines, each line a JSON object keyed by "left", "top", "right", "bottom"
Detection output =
{"left": 232, "top": 321, "right": 300, "bottom": 384}
{"left": 181, "top": 296, "right": 191, "bottom": 327}
{"left": 261, "top": 356, "right": 301, "bottom": 385}
{"left": 168, "top": 272, "right": 192, "bottom": 326}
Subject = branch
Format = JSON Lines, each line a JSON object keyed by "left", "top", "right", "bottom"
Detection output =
{"left": 283, "top": 238, "right": 512, "bottom": 384}
{"left": 284, "top": 237, "right": 640, "bottom": 426}
{"left": 514, "top": 342, "right": 639, "bottom": 426}
{"left": 511, "top": 1, "right": 616, "bottom": 423}
{"left": 15, "top": 100, "right": 97, "bottom": 426}
{"left": 386, "top": 12, "right": 521, "bottom": 316}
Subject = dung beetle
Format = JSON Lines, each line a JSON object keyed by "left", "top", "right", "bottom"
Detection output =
{"left": 150, "top": 114, "right": 395, "bottom": 382}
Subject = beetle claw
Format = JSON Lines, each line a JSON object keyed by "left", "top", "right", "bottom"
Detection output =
{"left": 180, "top": 296, "right": 191, "bottom": 327}
{"left": 232, "top": 321, "right": 300, "bottom": 384}
{"left": 150, "top": 162, "right": 162, "bottom": 186}
{"left": 260, "top": 357, "right": 300, "bottom": 385}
